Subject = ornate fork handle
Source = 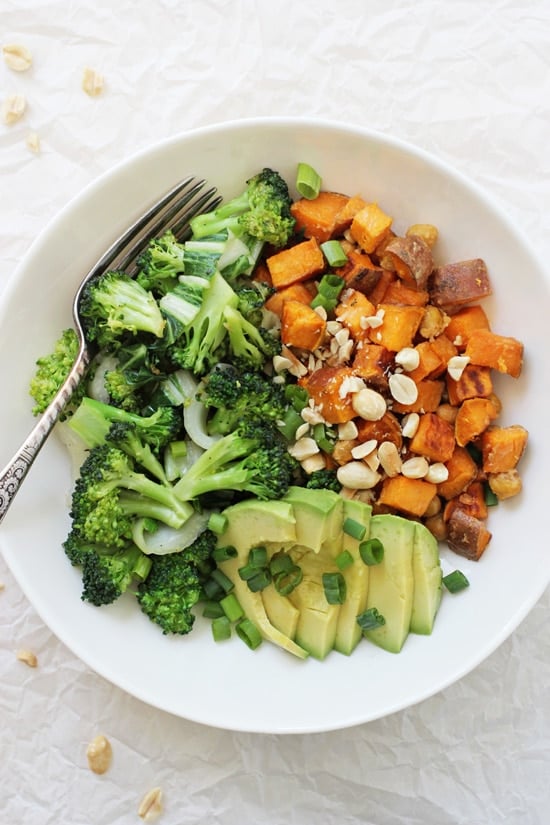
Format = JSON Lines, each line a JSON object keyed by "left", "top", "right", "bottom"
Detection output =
{"left": 0, "top": 345, "right": 90, "bottom": 524}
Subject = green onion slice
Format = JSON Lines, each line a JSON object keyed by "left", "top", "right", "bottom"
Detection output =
{"left": 312, "top": 422, "right": 336, "bottom": 454}
{"left": 236, "top": 618, "right": 263, "bottom": 650}
{"left": 359, "top": 538, "right": 384, "bottom": 566}
{"left": 202, "top": 600, "right": 225, "bottom": 619}
{"left": 442, "top": 570, "right": 470, "bottom": 593}
{"left": 274, "top": 566, "right": 303, "bottom": 596}
{"left": 202, "top": 577, "right": 225, "bottom": 601}
{"left": 484, "top": 482, "right": 499, "bottom": 507}
{"left": 335, "top": 550, "right": 354, "bottom": 571}
{"left": 322, "top": 571, "right": 347, "bottom": 605}
{"left": 211, "top": 615, "right": 232, "bottom": 642}
{"left": 356, "top": 607, "right": 386, "bottom": 632}
{"left": 320, "top": 240, "right": 348, "bottom": 268}
{"left": 285, "top": 384, "right": 310, "bottom": 412}
{"left": 220, "top": 592, "right": 245, "bottom": 622}
{"left": 209, "top": 568, "right": 235, "bottom": 595}
{"left": 246, "top": 569, "right": 273, "bottom": 593}
{"left": 212, "top": 544, "right": 237, "bottom": 562}
{"left": 248, "top": 546, "right": 268, "bottom": 569}
{"left": 310, "top": 273, "right": 345, "bottom": 312}
{"left": 278, "top": 407, "right": 304, "bottom": 441}
{"left": 269, "top": 552, "right": 294, "bottom": 576}
{"left": 208, "top": 512, "right": 228, "bottom": 535}
{"left": 343, "top": 517, "right": 367, "bottom": 542}
{"left": 296, "top": 162, "right": 322, "bottom": 200}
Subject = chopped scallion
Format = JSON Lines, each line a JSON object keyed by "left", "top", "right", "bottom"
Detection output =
{"left": 248, "top": 546, "right": 268, "bottom": 569}
{"left": 278, "top": 407, "right": 304, "bottom": 441}
{"left": 269, "top": 552, "right": 294, "bottom": 576}
{"left": 484, "top": 482, "right": 499, "bottom": 507}
{"left": 359, "top": 538, "right": 384, "bottom": 566}
{"left": 220, "top": 592, "right": 245, "bottom": 622}
{"left": 274, "top": 566, "right": 303, "bottom": 596}
{"left": 246, "top": 569, "right": 272, "bottom": 593}
{"left": 211, "top": 615, "right": 232, "bottom": 642}
{"left": 209, "top": 568, "right": 235, "bottom": 595}
{"left": 336, "top": 550, "right": 354, "bottom": 571}
{"left": 236, "top": 618, "right": 263, "bottom": 650}
{"left": 442, "top": 569, "right": 470, "bottom": 593}
{"left": 202, "top": 600, "right": 225, "bottom": 619}
{"left": 208, "top": 512, "right": 228, "bottom": 535}
{"left": 356, "top": 607, "right": 386, "bottom": 632}
{"left": 212, "top": 544, "right": 238, "bottom": 562}
{"left": 320, "top": 240, "right": 348, "bottom": 268}
{"left": 343, "top": 517, "right": 367, "bottom": 542}
{"left": 322, "top": 571, "right": 347, "bottom": 605}
{"left": 202, "top": 577, "right": 225, "bottom": 601}
{"left": 310, "top": 273, "right": 345, "bottom": 312}
{"left": 312, "top": 422, "right": 336, "bottom": 453}
{"left": 296, "top": 162, "right": 322, "bottom": 200}
{"left": 284, "top": 384, "right": 310, "bottom": 412}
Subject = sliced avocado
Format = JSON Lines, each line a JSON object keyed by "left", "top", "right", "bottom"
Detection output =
{"left": 363, "top": 513, "right": 415, "bottom": 654}
{"left": 333, "top": 499, "right": 372, "bottom": 656}
{"left": 217, "top": 499, "right": 309, "bottom": 659}
{"left": 283, "top": 486, "right": 343, "bottom": 554}
{"left": 410, "top": 521, "right": 442, "bottom": 635}
{"left": 262, "top": 585, "right": 299, "bottom": 639}
{"left": 287, "top": 547, "right": 341, "bottom": 660}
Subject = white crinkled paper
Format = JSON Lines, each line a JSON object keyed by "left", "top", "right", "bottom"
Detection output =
{"left": 1, "top": 1, "right": 549, "bottom": 823}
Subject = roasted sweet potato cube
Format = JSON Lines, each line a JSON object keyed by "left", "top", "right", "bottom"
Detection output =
{"left": 335, "top": 288, "right": 375, "bottom": 339}
{"left": 454, "top": 397, "right": 499, "bottom": 447}
{"left": 336, "top": 194, "right": 368, "bottom": 226}
{"left": 264, "top": 281, "right": 315, "bottom": 317}
{"left": 356, "top": 411, "right": 403, "bottom": 451}
{"left": 350, "top": 202, "right": 393, "bottom": 254}
{"left": 366, "top": 269, "right": 396, "bottom": 305}
{"left": 384, "top": 235, "right": 434, "bottom": 290}
{"left": 368, "top": 303, "right": 424, "bottom": 351}
{"left": 290, "top": 191, "right": 350, "bottom": 243}
{"left": 465, "top": 328, "right": 524, "bottom": 378}
{"left": 392, "top": 379, "right": 444, "bottom": 414}
{"left": 480, "top": 425, "right": 528, "bottom": 473}
{"left": 428, "top": 334, "right": 457, "bottom": 375}
{"left": 443, "top": 481, "right": 488, "bottom": 522}
{"left": 444, "top": 305, "right": 490, "bottom": 350}
{"left": 446, "top": 364, "right": 493, "bottom": 405}
{"left": 381, "top": 278, "right": 429, "bottom": 307}
{"left": 299, "top": 366, "right": 356, "bottom": 424}
{"left": 446, "top": 508, "right": 492, "bottom": 560}
{"left": 378, "top": 476, "right": 437, "bottom": 518}
{"left": 352, "top": 342, "right": 393, "bottom": 388}
{"left": 437, "top": 445, "right": 478, "bottom": 500}
{"left": 409, "top": 412, "right": 456, "bottom": 463}
{"left": 406, "top": 342, "right": 445, "bottom": 383}
{"left": 335, "top": 249, "right": 383, "bottom": 296}
{"left": 429, "top": 258, "right": 492, "bottom": 309}
{"left": 266, "top": 238, "right": 325, "bottom": 288}
{"left": 281, "top": 300, "right": 326, "bottom": 351}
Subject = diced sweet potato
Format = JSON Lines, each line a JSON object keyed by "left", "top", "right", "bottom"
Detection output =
{"left": 384, "top": 235, "right": 434, "bottom": 291}
{"left": 465, "top": 328, "right": 524, "bottom": 378}
{"left": 409, "top": 412, "right": 456, "bottom": 463}
{"left": 335, "top": 289, "right": 375, "bottom": 339}
{"left": 335, "top": 249, "right": 383, "bottom": 296}
{"left": 352, "top": 342, "right": 393, "bottom": 390}
{"left": 479, "top": 425, "right": 528, "bottom": 473}
{"left": 406, "top": 342, "right": 445, "bottom": 383}
{"left": 443, "top": 481, "right": 488, "bottom": 522}
{"left": 350, "top": 202, "right": 393, "bottom": 254}
{"left": 281, "top": 299, "right": 326, "bottom": 351}
{"left": 299, "top": 366, "right": 357, "bottom": 424}
{"left": 437, "top": 445, "right": 478, "bottom": 500}
{"left": 252, "top": 261, "right": 272, "bottom": 286}
{"left": 454, "top": 397, "right": 499, "bottom": 447}
{"left": 381, "top": 279, "right": 429, "bottom": 307}
{"left": 428, "top": 334, "right": 457, "bottom": 375}
{"left": 391, "top": 379, "right": 444, "bottom": 414}
{"left": 378, "top": 476, "right": 437, "bottom": 518}
{"left": 366, "top": 269, "right": 396, "bottom": 305}
{"left": 446, "top": 364, "right": 493, "bottom": 406}
{"left": 368, "top": 303, "right": 424, "bottom": 351}
{"left": 446, "top": 508, "right": 492, "bottom": 561}
{"left": 290, "top": 191, "right": 350, "bottom": 243}
{"left": 429, "top": 258, "right": 492, "bottom": 309}
{"left": 336, "top": 194, "right": 368, "bottom": 226}
{"left": 355, "top": 411, "right": 403, "bottom": 451}
{"left": 264, "top": 281, "right": 315, "bottom": 317}
{"left": 266, "top": 238, "right": 325, "bottom": 288}
{"left": 444, "top": 305, "right": 490, "bottom": 350}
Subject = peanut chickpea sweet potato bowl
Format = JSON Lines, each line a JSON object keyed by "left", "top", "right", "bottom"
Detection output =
{"left": 0, "top": 118, "right": 548, "bottom": 734}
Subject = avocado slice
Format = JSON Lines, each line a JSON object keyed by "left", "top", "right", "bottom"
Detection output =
{"left": 282, "top": 486, "right": 343, "bottom": 554}
{"left": 410, "top": 521, "right": 442, "bottom": 635}
{"left": 333, "top": 499, "right": 372, "bottom": 656}
{"left": 217, "top": 499, "right": 309, "bottom": 659}
{"left": 363, "top": 513, "right": 415, "bottom": 654}
{"left": 261, "top": 585, "right": 300, "bottom": 639}
{"left": 287, "top": 548, "right": 341, "bottom": 660}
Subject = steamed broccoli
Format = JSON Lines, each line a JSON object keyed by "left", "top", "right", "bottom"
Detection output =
{"left": 223, "top": 304, "right": 281, "bottom": 370}
{"left": 305, "top": 468, "right": 342, "bottom": 493}
{"left": 69, "top": 396, "right": 182, "bottom": 450}
{"left": 81, "top": 543, "right": 152, "bottom": 606}
{"left": 103, "top": 342, "right": 164, "bottom": 411}
{"left": 29, "top": 328, "right": 86, "bottom": 416}
{"left": 189, "top": 168, "right": 295, "bottom": 248}
{"left": 173, "top": 421, "right": 297, "bottom": 503}
{"left": 79, "top": 270, "right": 165, "bottom": 347}
{"left": 69, "top": 444, "right": 193, "bottom": 549}
{"left": 201, "top": 365, "right": 287, "bottom": 436}
{"left": 136, "top": 230, "right": 186, "bottom": 295}
{"left": 136, "top": 529, "right": 217, "bottom": 634}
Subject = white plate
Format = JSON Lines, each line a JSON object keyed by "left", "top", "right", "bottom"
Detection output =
{"left": 1, "top": 118, "right": 548, "bottom": 734}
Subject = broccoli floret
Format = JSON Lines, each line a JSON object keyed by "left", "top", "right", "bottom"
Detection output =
{"left": 136, "top": 530, "right": 217, "bottom": 634}
{"left": 69, "top": 444, "right": 193, "bottom": 549}
{"left": 81, "top": 543, "right": 152, "bottom": 606}
{"left": 305, "top": 468, "right": 342, "bottom": 493}
{"left": 159, "top": 276, "right": 212, "bottom": 327}
{"left": 79, "top": 270, "right": 165, "bottom": 347}
{"left": 29, "top": 328, "right": 86, "bottom": 417}
{"left": 136, "top": 230, "right": 185, "bottom": 295}
{"left": 168, "top": 270, "right": 237, "bottom": 376}
{"left": 173, "top": 421, "right": 297, "bottom": 503}
{"left": 103, "top": 342, "right": 164, "bottom": 412}
{"left": 223, "top": 304, "right": 281, "bottom": 370}
{"left": 105, "top": 421, "right": 168, "bottom": 483}
{"left": 189, "top": 168, "right": 295, "bottom": 248}
{"left": 69, "top": 396, "right": 182, "bottom": 450}
{"left": 201, "top": 364, "right": 287, "bottom": 436}
{"left": 235, "top": 282, "right": 275, "bottom": 327}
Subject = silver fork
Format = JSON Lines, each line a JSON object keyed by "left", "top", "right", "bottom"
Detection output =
{"left": 0, "top": 176, "right": 221, "bottom": 525}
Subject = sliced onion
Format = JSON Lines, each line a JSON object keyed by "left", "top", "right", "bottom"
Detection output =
{"left": 132, "top": 509, "right": 212, "bottom": 555}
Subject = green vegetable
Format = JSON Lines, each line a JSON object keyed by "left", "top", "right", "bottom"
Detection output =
{"left": 442, "top": 570, "right": 470, "bottom": 593}
{"left": 359, "top": 538, "right": 384, "bottom": 566}
{"left": 29, "top": 328, "right": 84, "bottom": 417}
{"left": 296, "top": 162, "right": 322, "bottom": 200}
{"left": 357, "top": 607, "right": 386, "bottom": 632}
{"left": 320, "top": 240, "right": 348, "bottom": 267}
{"left": 322, "top": 571, "right": 347, "bottom": 605}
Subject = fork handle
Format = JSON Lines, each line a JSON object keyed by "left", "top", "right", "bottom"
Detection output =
{"left": 0, "top": 349, "right": 90, "bottom": 525}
